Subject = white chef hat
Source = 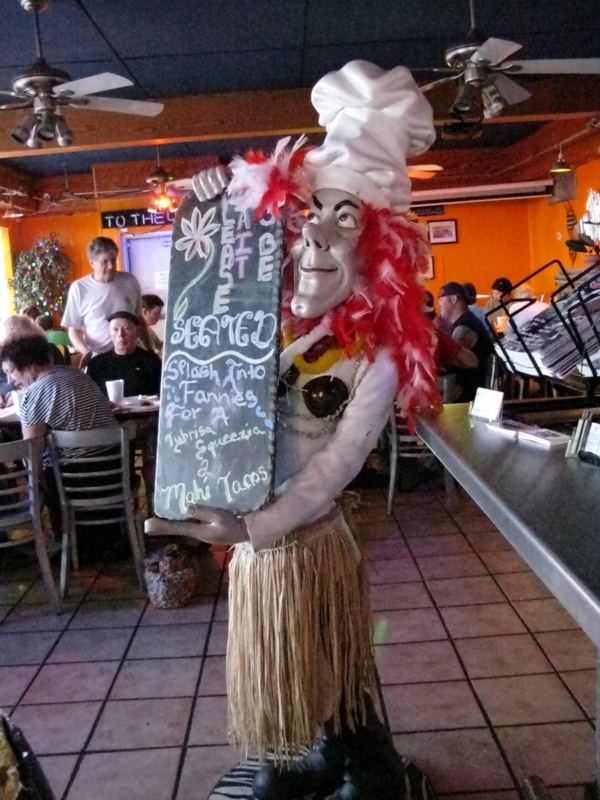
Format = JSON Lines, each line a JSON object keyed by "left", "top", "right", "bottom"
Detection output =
{"left": 303, "top": 60, "right": 435, "bottom": 213}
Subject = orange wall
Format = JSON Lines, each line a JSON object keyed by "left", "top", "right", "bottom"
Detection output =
{"left": 419, "top": 158, "right": 600, "bottom": 303}
{"left": 421, "top": 199, "right": 532, "bottom": 300}
{"left": 4, "top": 161, "right": 600, "bottom": 309}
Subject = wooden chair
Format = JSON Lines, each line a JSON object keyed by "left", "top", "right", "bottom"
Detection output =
{"left": 47, "top": 424, "right": 146, "bottom": 598}
{"left": 0, "top": 436, "right": 61, "bottom": 613}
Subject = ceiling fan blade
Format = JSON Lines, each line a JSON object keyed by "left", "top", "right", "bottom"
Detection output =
{"left": 167, "top": 178, "right": 194, "bottom": 192}
{"left": 68, "top": 95, "right": 164, "bottom": 117}
{"left": 420, "top": 74, "right": 460, "bottom": 93}
{"left": 472, "top": 37, "right": 522, "bottom": 66}
{"left": 408, "top": 171, "right": 438, "bottom": 180}
{"left": 0, "top": 99, "right": 33, "bottom": 110}
{"left": 491, "top": 73, "right": 531, "bottom": 105}
{"left": 55, "top": 72, "right": 133, "bottom": 98}
{"left": 408, "top": 164, "right": 443, "bottom": 172}
{"left": 508, "top": 58, "right": 600, "bottom": 74}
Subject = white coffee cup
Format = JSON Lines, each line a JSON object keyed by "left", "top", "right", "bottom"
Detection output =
{"left": 10, "top": 389, "right": 24, "bottom": 416}
{"left": 106, "top": 379, "right": 125, "bottom": 404}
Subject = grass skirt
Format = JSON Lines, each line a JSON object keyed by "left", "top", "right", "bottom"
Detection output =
{"left": 226, "top": 507, "right": 376, "bottom": 762}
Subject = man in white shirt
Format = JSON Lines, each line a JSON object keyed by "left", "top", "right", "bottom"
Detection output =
{"left": 61, "top": 237, "right": 142, "bottom": 357}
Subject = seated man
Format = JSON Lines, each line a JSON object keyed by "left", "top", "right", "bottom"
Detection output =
{"left": 87, "top": 311, "right": 162, "bottom": 398}
{"left": 437, "top": 281, "right": 493, "bottom": 402}
{"left": 87, "top": 310, "right": 161, "bottom": 513}
{"left": 483, "top": 276, "right": 513, "bottom": 327}
{"left": 140, "top": 294, "right": 164, "bottom": 356}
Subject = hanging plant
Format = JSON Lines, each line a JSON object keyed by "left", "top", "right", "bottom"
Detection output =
{"left": 9, "top": 233, "right": 72, "bottom": 314}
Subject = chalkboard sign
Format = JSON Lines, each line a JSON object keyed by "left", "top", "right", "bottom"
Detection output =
{"left": 154, "top": 191, "right": 282, "bottom": 520}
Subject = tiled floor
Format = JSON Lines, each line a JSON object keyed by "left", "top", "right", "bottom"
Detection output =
{"left": 0, "top": 477, "right": 596, "bottom": 800}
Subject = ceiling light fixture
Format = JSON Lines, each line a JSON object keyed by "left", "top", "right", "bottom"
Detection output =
{"left": 54, "top": 114, "right": 73, "bottom": 147}
{"left": 550, "top": 145, "right": 572, "bottom": 174}
{"left": 11, "top": 106, "right": 74, "bottom": 148}
{"left": 146, "top": 147, "right": 177, "bottom": 214}
{"left": 11, "top": 112, "right": 38, "bottom": 145}
{"left": 481, "top": 82, "right": 506, "bottom": 119}
{"left": 449, "top": 80, "right": 475, "bottom": 120}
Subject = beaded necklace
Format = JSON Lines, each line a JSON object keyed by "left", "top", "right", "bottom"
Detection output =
{"left": 279, "top": 331, "right": 367, "bottom": 438}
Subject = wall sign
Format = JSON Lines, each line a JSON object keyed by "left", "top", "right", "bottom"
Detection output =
{"left": 101, "top": 208, "right": 177, "bottom": 229}
{"left": 154, "top": 191, "right": 283, "bottom": 520}
{"left": 411, "top": 204, "right": 445, "bottom": 217}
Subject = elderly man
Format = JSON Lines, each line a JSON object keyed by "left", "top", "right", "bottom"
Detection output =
{"left": 61, "top": 236, "right": 144, "bottom": 357}
{"left": 438, "top": 281, "right": 492, "bottom": 401}
{"left": 86, "top": 311, "right": 161, "bottom": 398}
{"left": 87, "top": 310, "right": 161, "bottom": 514}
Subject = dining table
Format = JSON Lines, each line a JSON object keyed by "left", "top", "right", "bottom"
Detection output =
{"left": 0, "top": 395, "right": 160, "bottom": 436}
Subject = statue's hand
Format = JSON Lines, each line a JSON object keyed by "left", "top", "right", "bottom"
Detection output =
{"left": 185, "top": 505, "right": 249, "bottom": 545}
{"left": 145, "top": 506, "right": 249, "bottom": 546}
{"left": 192, "top": 166, "right": 230, "bottom": 202}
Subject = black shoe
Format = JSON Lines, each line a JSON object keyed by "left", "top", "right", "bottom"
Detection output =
{"left": 332, "top": 763, "right": 405, "bottom": 800}
{"left": 330, "top": 725, "right": 406, "bottom": 800}
{"left": 252, "top": 736, "right": 346, "bottom": 800}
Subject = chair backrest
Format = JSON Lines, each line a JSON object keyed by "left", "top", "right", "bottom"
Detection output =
{"left": 0, "top": 436, "right": 44, "bottom": 535}
{"left": 47, "top": 424, "right": 135, "bottom": 525}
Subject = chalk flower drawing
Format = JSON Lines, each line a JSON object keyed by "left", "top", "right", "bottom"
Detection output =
{"left": 172, "top": 204, "right": 221, "bottom": 321}
{"left": 175, "top": 206, "right": 220, "bottom": 262}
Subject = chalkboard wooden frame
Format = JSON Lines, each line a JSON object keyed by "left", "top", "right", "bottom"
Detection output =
{"left": 154, "top": 192, "right": 283, "bottom": 519}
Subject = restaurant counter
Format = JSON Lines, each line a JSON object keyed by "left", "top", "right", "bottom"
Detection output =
{"left": 415, "top": 403, "right": 600, "bottom": 645}
{"left": 415, "top": 402, "right": 600, "bottom": 788}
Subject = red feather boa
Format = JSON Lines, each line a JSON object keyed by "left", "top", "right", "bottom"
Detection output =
{"left": 282, "top": 204, "right": 440, "bottom": 421}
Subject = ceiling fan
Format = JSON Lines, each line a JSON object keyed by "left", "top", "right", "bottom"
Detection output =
{"left": 0, "top": 0, "right": 163, "bottom": 150}
{"left": 0, "top": 191, "right": 27, "bottom": 218}
{"left": 420, "top": 0, "right": 600, "bottom": 122}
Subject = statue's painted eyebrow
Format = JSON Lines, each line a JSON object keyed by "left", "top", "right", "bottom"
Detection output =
{"left": 311, "top": 195, "right": 360, "bottom": 212}
{"left": 334, "top": 199, "right": 360, "bottom": 211}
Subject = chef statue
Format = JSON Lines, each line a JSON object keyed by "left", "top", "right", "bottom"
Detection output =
{"left": 150, "top": 61, "right": 440, "bottom": 800}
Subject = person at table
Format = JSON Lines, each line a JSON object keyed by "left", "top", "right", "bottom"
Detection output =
{"left": 462, "top": 281, "right": 488, "bottom": 327}
{"left": 87, "top": 310, "right": 161, "bottom": 514}
{"left": 0, "top": 334, "right": 117, "bottom": 542}
{"left": 483, "top": 276, "right": 513, "bottom": 327}
{"left": 86, "top": 311, "right": 162, "bottom": 399}
{"left": 140, "top": 294, "right": 164, "bottom": 356}
{"left": 0, "top": 315, "right": 67, "bottom": 405}
{"left": 36, "top": 313, "right": 72, "bottom": 365}
{"left": 61, "top": 236, "right": 147, "bottom": 359}
{"left": 509, "top": 284, "right": 550, "bottom": 329}
{"left": 437, "top": 281, "right": 492, "bottom": 402}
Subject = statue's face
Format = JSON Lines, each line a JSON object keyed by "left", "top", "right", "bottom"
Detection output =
{"left": 290, "top": 189, "right": 364, "bottom": 319}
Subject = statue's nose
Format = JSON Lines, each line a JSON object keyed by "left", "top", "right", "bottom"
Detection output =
{"left": 303, "top": 222, "right": 329, "bottom": 252}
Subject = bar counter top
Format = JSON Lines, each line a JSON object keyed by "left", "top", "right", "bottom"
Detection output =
{"left": 415, "top": 403, "right": 600, "bottom": 646}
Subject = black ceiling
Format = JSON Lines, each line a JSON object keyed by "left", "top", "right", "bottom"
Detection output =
{"left": 0, "top": 0, "right": 598, "bottom": 179}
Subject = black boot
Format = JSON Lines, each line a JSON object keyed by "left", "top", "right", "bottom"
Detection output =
{"left": 252, "top": 735, "right": 346, "bottom": 800}
{"left": 331, "top": 696, "right": 407, "bottom": 800}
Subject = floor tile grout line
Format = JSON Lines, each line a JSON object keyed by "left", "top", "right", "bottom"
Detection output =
{"left": 392, "top": 494, "right": 524, "bottom": 793}
{"left": 169, "top": 551, "right": 229, "bottom": 800}
{"left": 482, "top": 561, "right": 597, "bottom": 726}
{"left": 59, "top": 592, "right": 150, "bottom": 800}
{"left": 6, "top": 560, "right": 106, "bottom": 715}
